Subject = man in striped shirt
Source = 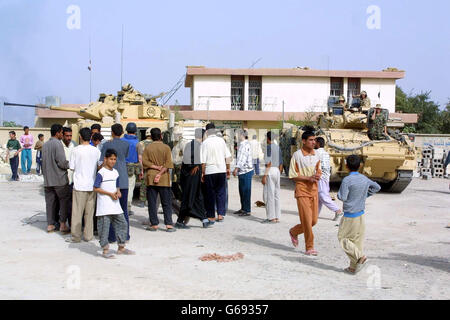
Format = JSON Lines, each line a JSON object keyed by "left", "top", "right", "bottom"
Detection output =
{"left": 315, "top": 137, "right": 342, "bottom": 221}
{"left": 232, "top": 129, "right": 254, "bottom": 216}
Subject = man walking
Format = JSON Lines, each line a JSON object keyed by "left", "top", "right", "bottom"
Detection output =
{"left": 314, "top": 137, "right": 342, "bottom": 221}
{"left": 142, "top": 128, "right": 176, "bottom": 232}
{"left": 121, "top": 122, "right": 140, "bottom": 215}
{"left": 262, "top": 131, "right": 283, "bottom": 223}
{"left": 288, "top": 128, "right": 322, "bottom": 256}
{"left": 66, "top": 127, "right": 101, "bottom": 243}
{"left": 250, "top": 134, "right": 263, "bottom": 176}
{"left": 201, "top": 123, "right": 232, "bottom": 223}
{"left": 42, "top": 124, "right": 71, "bottom": 234}
{"left": 5, "top": 131, "right": 22, "bottom": 181}
{"left": 100, "top": 123, "right": 130, "bottom": 241}
{"left": 232, "top": 130, "right": 254, "bottom": 216}
{"left": 175, "top": 128, "right": 212, "bottom": 229}
{"left": 19, "top": 126, "right": 33, "bottom": 174}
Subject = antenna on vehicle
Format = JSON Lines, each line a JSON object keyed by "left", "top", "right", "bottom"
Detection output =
{"left": 120, "top": 24, "right": 124, "bottom": 89}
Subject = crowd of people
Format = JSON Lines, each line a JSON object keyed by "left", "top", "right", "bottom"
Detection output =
{"left": 5, "top": 121, "right": 384, "bottom": 273}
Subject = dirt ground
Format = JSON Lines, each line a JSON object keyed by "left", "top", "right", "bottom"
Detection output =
{"left": 0, "top": 175, "right": 449, "bottom": 299}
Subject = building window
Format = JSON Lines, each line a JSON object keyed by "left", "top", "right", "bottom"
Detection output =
{"left": 248, "top": 76, "right": 262, "bottom": 110}
{"left": 347, "top": 78, "right": 361, "bottom": 102}
{"left": 231, "top": 76, "right": 244, "bottom": 110}
{"left": 330, "top": 77, "right": 343, "bottom": 97}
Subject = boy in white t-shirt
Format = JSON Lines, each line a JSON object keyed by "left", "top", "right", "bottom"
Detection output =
{"left": 94, "top": 149, "right": 135, "bottom": 259}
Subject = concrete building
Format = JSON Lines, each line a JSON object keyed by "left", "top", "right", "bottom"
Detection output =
{"left": 180, "top": 66, "right": 417, "bottom": 129}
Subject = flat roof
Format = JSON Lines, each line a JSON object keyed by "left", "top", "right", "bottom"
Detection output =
{"left": 185, "top": 67, "right": 405, "bottom": 87}
{"left": 180, "top": 110, "right": 417, "bottom": 123}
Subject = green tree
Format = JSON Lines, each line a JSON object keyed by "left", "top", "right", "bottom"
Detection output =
{"left": 440, "top": 100, "right": 450, "bottom": 134}
{"left": 396, "top": 86, "right": 444, "bottom": 134}
{"left": 2, "top": 121, "right": 22, "bottom": 127}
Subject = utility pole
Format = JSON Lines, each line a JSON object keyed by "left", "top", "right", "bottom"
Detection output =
{"left": 89, "top": 36, "right": 92, "bottom": 102}
{"left": 0, "top": 98, "right": 4, "bottom": 127}
{"left": 120, "top": 24, "right": 124, "bottom": 89}
{"left": 282, "top": 100, "right": 285, "bottom": 129}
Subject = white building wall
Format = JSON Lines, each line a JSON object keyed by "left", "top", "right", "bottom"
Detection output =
{"left": 191, "top": 75, "right": 398, "bottom": 113}
{"left": 261, "top": 76, "right": 330, "bottom": 112}
{"left": 192, "top": 75, "right": 231, "bottom": 110}
{"left": 360, "top": 78, "right": 396, "bottom": 113}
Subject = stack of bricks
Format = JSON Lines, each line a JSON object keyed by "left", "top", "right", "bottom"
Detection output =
{"left": 419, "top": 147, "right": 449, "bottom": 179}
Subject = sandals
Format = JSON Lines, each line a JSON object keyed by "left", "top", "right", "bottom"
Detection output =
{"left": 117, "top": 248, "right": 135, "bottom": 255}
{"left": 65, "top": 238, "right": 81, "bottom": 243}
{"left": 344, "top": 267, "right": 356, "bottom": 275}
{"left": 305, "top": 249, "right": 318, "bottom": 256}
{"left": 356, "top": 256, "right": 369, "bottom": 273}
{"left": 60, "top": 228, "right": 71, "bottom": 235}
{"left": 261, "top": 219, "right": 279, "bottom": 224}
{"left": 146, "top": 226, "right": 158, "bottom": 232}
{"left": 289, "top": 230, "right": 299, "bottom": 248}
{"left": 102, "top": 252, "right": 116, "bottom": 259}
{"left": 238, "top": 212, "right": 250, "bottom": 217}
{"left": 47, "top": 225, "right": 56, "bottom": 233}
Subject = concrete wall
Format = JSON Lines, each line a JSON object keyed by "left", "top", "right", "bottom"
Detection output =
{"left": 1, "top": 127, "right": 51, "bottom": 171}
{"left": 414, "top": 134, "right": 450, "bottom": 150}
{"left": 34, "top": 117, "right": 79, "bottom": 128}
{"left": 360, "top": 78, "right": 396, "bottom": 113}
{"left": 192, "top": 75, "right": 397, "bottom": 113}
{"left": 261, "top": 76, "right": 329, "bottom": 112}
{"left": 193, "top": 75, "right": 231, "bottom": 110}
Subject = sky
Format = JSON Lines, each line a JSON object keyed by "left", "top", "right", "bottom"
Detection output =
{"left": 0, "top": 0, "right": 449, "bottom": 127}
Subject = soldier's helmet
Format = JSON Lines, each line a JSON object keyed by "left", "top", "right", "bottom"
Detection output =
{"left": 126, "top": 122, "right": 137, "bottom": 133}
{"left": 360, "top": 91, "right": 367, "bottom": 96}
{"left": 338, "top": 95, "right": 346, "bottom": 102}
{"left": 375, "top": 103, "right": 382, "bottom": 109}
{"left": 122, "top": 83, "right": 132, "bottom": 91}
{"left": 145, "top": 128, "right": 151, "bottom": 137}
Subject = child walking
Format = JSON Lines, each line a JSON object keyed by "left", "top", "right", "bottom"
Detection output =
{"left": 337, "top": 155, "right": 380, "bottom": 274}
{"left": 94, "top": 148, "right": 135, "bottom": 259}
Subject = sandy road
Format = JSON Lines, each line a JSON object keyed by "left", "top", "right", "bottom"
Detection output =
{"left": 0, "top": 176, "right": 449, "bottom": 299}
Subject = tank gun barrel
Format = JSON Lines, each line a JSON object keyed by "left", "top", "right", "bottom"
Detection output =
{"left": 49, "top": 105, "right": 84, "bottom": 113}
{"left": 3, "top": 102, "right": 48, "bottom": 109}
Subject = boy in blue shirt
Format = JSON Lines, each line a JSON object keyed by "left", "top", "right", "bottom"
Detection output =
{"left": 337, "top": 155, "right": 381, "bottom": 274}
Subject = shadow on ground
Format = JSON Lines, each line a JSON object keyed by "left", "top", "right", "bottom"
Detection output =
{"left": 272, "top": 253, "right": 344, "bottom": 273}
{"left": 234, "top": 235, "right": 295, "bottom": 252}
{"left": 373, "top": 253, "right": 450, "bottom": 273}
{"left": 410, "top": 188, "right": 450, "bottom": 195}
{"left": 67, "top": 241, "right": 101, "bottom": 257}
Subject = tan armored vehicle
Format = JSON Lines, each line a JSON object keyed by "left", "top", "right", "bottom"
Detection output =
{"left": 284, "top": 100, "right": 417, "bottom": 193}
{"left": 49, "top": 83, "right": 170, "bottom": 141}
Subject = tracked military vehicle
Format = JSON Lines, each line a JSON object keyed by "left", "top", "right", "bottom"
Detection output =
{"left": 283, "top": 98, "right": 417, "bottom": 193}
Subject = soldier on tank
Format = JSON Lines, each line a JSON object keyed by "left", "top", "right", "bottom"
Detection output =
{"left": 359, "top": 91, "right": 371, "bottom": 112}
{"left": 369, "top": 104, "right": 387, "bottom": 140}
{"left": 337, "top": 95, "right": 348, "bottom": 111}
